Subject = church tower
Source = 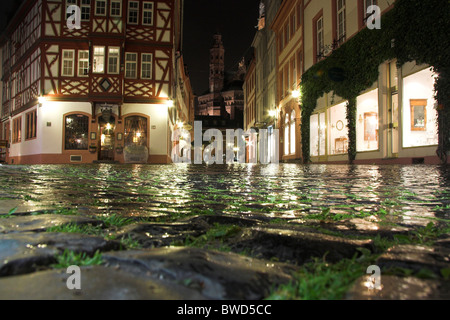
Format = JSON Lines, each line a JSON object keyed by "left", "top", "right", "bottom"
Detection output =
{"left": 209, "top": 34, "right": 225, "bottom": 94}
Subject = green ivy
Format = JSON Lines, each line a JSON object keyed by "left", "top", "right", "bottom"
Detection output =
{"left": 300, "top": 0, "right": 449, "bottom": 163}
{"left": 346, "top": 98, "right": 357, "bottom": 163}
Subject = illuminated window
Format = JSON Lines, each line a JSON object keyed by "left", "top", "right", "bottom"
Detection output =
{"left": 26, "top": 109, "right": 37, "bottom": 140}
{"left": 290, "top": 110, "right": 296, "bottom": 154}
{"left": 356, "top": 89, "right": 379, "bottom": 152}
{"left": 13, "top": 117, "right": 21, "bottom": 144}
{"left": 402, "top": 69, "right": 439, "bottom": 148}
{"left": 310, "top": 114, "right": 319, "bottom": 157}
{"left": 329, "top": 102, "right": 348, "bottom": 155}
{"left": 93, "top": 46, "right": 105, "bottom": 73}
{"left": 284, "top": 115, "right": 289, "bottom": 155}
{"left": 65, "top": 114, "right": 89, "bottom": 150}
{"left": 309, "top": 112, "right": 326, "bottom": 157}
{"left": 124, "top": 116, "right": 148, "bottom": 148}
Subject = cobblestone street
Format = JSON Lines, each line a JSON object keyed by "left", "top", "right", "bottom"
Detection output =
{"left": 0, "top": 163, "right": 449, "bottom": 299}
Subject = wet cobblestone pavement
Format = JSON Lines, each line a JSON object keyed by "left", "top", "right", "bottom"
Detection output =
{"left": 0, "top": 164, "right": 449, "bottom": 300}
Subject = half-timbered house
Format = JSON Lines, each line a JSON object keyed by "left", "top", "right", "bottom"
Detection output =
{"left": 0, "top": 0, "right": 187, "bottom": 164}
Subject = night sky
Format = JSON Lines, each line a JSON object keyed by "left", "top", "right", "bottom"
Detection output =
{"left": 0, "top": 0, "right": 24, "bottom": 32}
{"left": 0, "top": 0, "right": 261, "bottom": 95}
{"left": 182, "top": 0, "right": 261, "bottom": 94}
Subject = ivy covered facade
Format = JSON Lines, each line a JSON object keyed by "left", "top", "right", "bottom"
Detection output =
{"left": 299, "top": 0, "right": 449, "bottom": 165}
{"left": 245, "top": 0, "right": 449, "bottom": 165}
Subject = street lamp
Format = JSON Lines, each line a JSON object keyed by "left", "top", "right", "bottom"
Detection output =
{"left": 291, "top": 89, "right": 301, "bottom": 99}
{"left": 38, "top": 96, "right": 47, "bottom": 104}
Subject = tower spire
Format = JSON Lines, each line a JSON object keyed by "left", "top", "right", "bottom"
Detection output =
{"left": 209, "top": 34, "right": 225, "bottom": 94}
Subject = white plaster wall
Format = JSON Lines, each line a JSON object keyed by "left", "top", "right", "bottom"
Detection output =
{"left": 39, "top": 101, "right": 92, "bottom": 155}
{"left": 9, "top": 107, "right": 39, "bottom": 157}
{"left": 156, "top": 2, "right": 172, "bottom": 43}
{"left": 9, "top": 102, "right": 170, "bottom": 158}
{"left": 20, "top": 106, "right": 40, "bottom": 156}
{"left": 8, "top": 101, "right": 92, "bottom": 157}
{"left": 346, "top": 1, "right": 359, "bottom": 38}
{"left": 44, "top": 1, "right": 61, "bottom": 37}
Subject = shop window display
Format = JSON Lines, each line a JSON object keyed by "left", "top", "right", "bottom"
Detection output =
{"left": 310, "top": 112, "right": 326, "bottom": 157}
{"left": 356, "top": 89, "right": 379, "bottom": 152}
{"left": 329, "top": 102, "right": 348, "bottom": 155}
{"left": 402, "top": 69, "right": 438, "bottom": 148}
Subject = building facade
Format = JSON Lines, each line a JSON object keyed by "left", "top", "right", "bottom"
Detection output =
{"left": 171, "top": 52, "right": 195, "bottom": 158}
{"left": 0, "top": 0, "right": 189, "bottom": 165}
{"left": 243, "top": 0, "right": 446, "bottom": 164}
{"left": 244, "top": 0, "right": 281, "bottom": 163}
{"left": 303, "top": 0, "right": 442, "bottom": 164}
{"left": 271, "top": 0, "right": 303, "bottom": 162}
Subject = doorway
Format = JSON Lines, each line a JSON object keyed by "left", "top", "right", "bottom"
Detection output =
{"left": 98, "top": 115, "right": 116, "bottom": 161}
{"left": 387, "top": 61, "right": 399, "bottom": 158}
{"left": 1, "top": 122, "right": 10, "bottom": 163}
{"left": 310, "top": 112, "right": 327, "bottom": 160}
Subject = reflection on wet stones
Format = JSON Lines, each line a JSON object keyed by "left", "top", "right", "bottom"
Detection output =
{"left": 347, "top": 275, "right": 450, "bottom": 300}
{"left": 0, "top": 214, "right": 103, "bottom": 234}
{"left": 0, "top": 266, "right": 209, "bottom": 300}
{"left": 0, "top": 232, "right": 121, "bottom": 277}
{"left": 0, "top": 164, "right": 448, "bottom": 299}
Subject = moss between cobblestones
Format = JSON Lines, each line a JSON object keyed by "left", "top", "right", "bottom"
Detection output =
{"left": 2, "top": 205, "right": 449, "bottom": 299}
{"left": 267, "top": 250, "right": 376, "bottom": 300}
{"left": 51, "top": 249, "right": 104, "bottom": 269}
